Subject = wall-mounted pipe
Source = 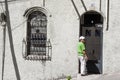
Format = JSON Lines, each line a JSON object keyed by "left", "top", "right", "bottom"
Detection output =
{"left": 43, "top": 0, "right": 45, "bottom": 7}
{"left": 1, "top": 25, "right": 6, "bottom": 80}
{"left": 4, "top": 0, "right": 21, "bottom": 80}
{"left": 71, "top": 0, "right": 80, "bottom": 18}
{"left": 100, "top": 0, "right": 102, "bottom": 11}
{"left": 80, "top": 0, "right": 87, "bottom": 11}
{"left": 106, "top": 0, "right": 110, "bottom": 31}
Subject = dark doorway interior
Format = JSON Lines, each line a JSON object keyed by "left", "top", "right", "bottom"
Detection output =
{"left": 80, "top": 11, "right": 103, "bottom": 74}
{"left": 84, "top": 13, "right": 102, "bottom": 26}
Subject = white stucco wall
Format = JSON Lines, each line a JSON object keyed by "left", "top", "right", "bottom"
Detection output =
{"left": 103, "top": 0, "right": 120, "bottom": 73}
{"left": 0, "top": 0, "right": 79, "bottom": 80}
{"left": 0, "top": 0, "right": 120, "bottom": 80}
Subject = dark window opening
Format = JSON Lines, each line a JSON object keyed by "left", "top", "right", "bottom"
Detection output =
{"left": 95, "top": 29, "right": 101, "bottom": 37}
{"left": 85, "top": 29, "right": 91, "bottom": 37}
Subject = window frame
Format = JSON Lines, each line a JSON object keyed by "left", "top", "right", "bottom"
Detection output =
{"left": 23, "top": 7, "right": 52, "bottom": 61}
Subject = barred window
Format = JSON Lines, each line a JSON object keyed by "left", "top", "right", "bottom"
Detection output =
{"left": 21, "top": 9, "right": 52, "bottom": 61}
{"left": 27, "top": 11, "right": 47, "bottom": 55}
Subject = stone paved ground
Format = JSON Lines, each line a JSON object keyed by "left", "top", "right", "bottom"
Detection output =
{"left": 73, "top": 74, "right": 101, "bottom": 80}
{"left": 60, "top": 73, "right": 120, "bottom": 80}
{"left": 60, "top": 74, "right": 101, "bottom": 80}
{"left": 94, "top": 73, "right": 120, "bottom": 80}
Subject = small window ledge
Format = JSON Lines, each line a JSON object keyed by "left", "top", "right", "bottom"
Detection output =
{"left": 24, "top": 55, "right": 51, "bottom": 61}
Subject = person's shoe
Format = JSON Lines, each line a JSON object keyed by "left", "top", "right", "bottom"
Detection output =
{"left": 81, "top": 74, "right": 86, "bottom": 76}
{"left": 81, "top": 73, "right": 88, "bottom": 76}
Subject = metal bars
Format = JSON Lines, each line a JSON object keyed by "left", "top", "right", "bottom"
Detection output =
{"left": 22, "top": 40, "right": 52, "bottom": 61}
{"left": 22, "top": 10, "right": 52, "bottom": 61}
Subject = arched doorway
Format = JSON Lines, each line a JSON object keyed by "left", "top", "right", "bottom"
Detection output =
{"left": 80, "top": 11, "right": 103, "bottom": 74}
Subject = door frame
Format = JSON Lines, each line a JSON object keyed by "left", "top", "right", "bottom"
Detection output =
{"left": 79, "top": 10, "right": 104, "bottom": 74}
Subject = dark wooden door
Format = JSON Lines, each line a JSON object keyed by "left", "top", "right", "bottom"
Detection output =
{"left": 82, "top": 24, "right": 103, "bottom": 74}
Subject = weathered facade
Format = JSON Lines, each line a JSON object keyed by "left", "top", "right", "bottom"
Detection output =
{"left": 0, "top": 0, "right": 120, "bottom": 80}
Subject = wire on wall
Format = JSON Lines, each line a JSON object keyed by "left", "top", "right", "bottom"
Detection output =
{"left": 0, "top": 0, "right": 25, "bottom": 3}
{"left": 12, "top": 19, "right": 27, "bottom": 31}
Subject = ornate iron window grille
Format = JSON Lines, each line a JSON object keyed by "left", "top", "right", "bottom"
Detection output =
{"left": 22, "top": 11, "right": 52, "bottom": 61}
{"left": 22, "top": 39, "right": 52, "bottom": 61}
